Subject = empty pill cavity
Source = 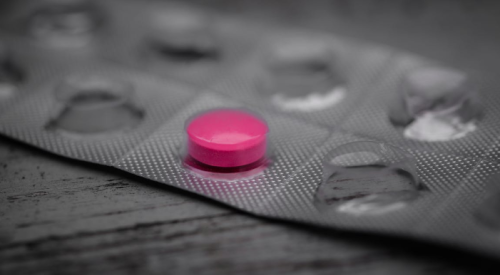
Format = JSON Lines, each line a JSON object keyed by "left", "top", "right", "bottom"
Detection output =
{"left": 46, "top": 75, "right": 143, "bottom": 135}
{"left": 147, "top": 10, "right": 219, "bottom": 64}
{"left": 27, "top": 0, "right": 103, "bottom": 47}
{"left": 258, "top": 39, "right": 346, "bottom": 112}
{"left": 315, "top": 141, "right": 424, "bottom": 215}
{"left": 388, "top": 66, "right": 482, "bottom": 142}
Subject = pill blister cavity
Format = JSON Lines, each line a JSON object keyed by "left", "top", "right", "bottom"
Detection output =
{"left": 146, "top": 10, "right": 219, "bottom": 64}
{"left": 0, "top": 45, "right": 25, "bottom": 100}
{"left": 388, "top": 67, "right": 482, "bottom": 142}
{"left": 27, "top": 0, "right": 103, "bottom": 47}
{"left": 258, "top": 39, "right": 346, "bottom": 112}
{"left": 315, "top": 141, "right": 423, "bottom": 215}
{"left": 46, "top": 75, "right": 143, "bottom": 135}
{"left": 181, "top": 108, "right": 271, "bottom": 181}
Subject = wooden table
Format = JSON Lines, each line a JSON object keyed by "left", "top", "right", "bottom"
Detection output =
{"left": 2, "top": 0, "right": 500, "bottom": 274}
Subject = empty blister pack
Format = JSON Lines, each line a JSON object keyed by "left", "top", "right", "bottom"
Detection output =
{"left": 2, "top": 0, "right": 500, "bottom": 260}
{"left": 261, "top": 132, "right": 478, "bottom": 231}
{"left": 98, "top": 0, "right": 263, "bottom": 88}
{"left": 0, "top": 60, "right": 196, "bottom": 165}
{"left": 0, "top": 0, "right": 111, "bottom": 111}
{"left": 211, "top": 28, "right": 392, "bottom": 127}
{"left": 0, "top": 0, "right": 107, "bottom": 63}
{"left": 341, "top": 52, "right": 499, "bottom": 161}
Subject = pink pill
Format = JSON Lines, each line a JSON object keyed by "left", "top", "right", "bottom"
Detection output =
{"left": 186, "top": 109, "right": 268, "bottom": 168}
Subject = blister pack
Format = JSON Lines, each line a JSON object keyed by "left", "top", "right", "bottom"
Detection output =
{"left": 1, "top": 0, "right": 500, "bottom": 258}
{"left": 341, "top": 52, "right": 500, "bottom": 161}
{"left": 98, "top": 0, "right": 265, "bottom": 88}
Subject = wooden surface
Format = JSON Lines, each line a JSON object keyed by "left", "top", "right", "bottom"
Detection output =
{"left": 3, "top": 136, "right": 500, "bottom": 275}
{"left": 2, "top": 0, "right": 500, "bottom": 274}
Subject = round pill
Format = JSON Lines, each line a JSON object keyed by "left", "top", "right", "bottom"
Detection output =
{"left": 186, "top": 109, "right": 268, "bottom": 168}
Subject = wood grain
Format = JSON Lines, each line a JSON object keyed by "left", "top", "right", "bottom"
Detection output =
{"left": 1, "top": 134, "right": 500, "bottom": 274}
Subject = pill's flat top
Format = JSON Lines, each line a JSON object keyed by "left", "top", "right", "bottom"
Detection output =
{"left": 187, "top": 109, "right": 268, "bottom": 152}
